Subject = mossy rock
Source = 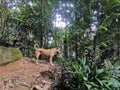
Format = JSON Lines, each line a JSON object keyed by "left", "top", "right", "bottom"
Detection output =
{"left": 0, "top": 46, "right": 22, "bottom": 65}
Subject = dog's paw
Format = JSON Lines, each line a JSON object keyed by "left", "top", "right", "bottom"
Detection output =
{"left": 50, "top": 63, "right": 54, "bottom": 66}
{"left": 36, "top": 60, "right": 39, "bottom": 65}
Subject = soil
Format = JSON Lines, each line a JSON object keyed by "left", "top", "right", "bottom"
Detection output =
{"left": 0, "top": 57, "right": 61, "bottom": 90}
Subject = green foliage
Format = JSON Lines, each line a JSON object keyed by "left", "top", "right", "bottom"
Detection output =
{"left": 0, "top": 0, "right": 59, "bottom": 57}
{"left": 0, "top": 0, "right": 120, "bottom": 89}
{"left": 105, "top": 60, "right": 120, "bottom": 78}
{"left": 54, "top": 58, "right": 120, "bottom": 90}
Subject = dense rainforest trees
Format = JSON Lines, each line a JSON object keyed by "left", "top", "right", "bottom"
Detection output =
{"left": 0, "top": 0, "right": 120, "bottom": 89}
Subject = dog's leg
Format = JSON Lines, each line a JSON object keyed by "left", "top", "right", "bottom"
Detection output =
{"left": 35, "top": 51, "right": 40, "bottom": 64}
{"left": 50, "top": 55, "right": 54, "bottom": 66}
{"left": 36, "top": 59, "right": 39, "bottom": 64}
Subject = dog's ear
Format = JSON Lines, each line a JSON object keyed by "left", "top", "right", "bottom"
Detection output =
{"left": 56, "top": 47, "right": 60, "bottom": 53}
{"left": 56, "top": 47, "right": 59, "bottom": 50}
{"left": 56, "top": 47, "right": 60, "bottom": 52}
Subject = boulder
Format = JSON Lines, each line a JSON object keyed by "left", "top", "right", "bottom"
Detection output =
{"left": 0, "top": 46, "right": 22, "bottom": 65}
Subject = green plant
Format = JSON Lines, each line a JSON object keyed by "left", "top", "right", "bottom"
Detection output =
{"left": 53, "top": 57, "right": 120, "bottom": 90}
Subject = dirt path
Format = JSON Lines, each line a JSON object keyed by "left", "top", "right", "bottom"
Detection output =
{"left": 0, "top": 57, "right": 61, "bottom": 90}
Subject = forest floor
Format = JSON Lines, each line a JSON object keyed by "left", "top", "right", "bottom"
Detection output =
{"left": 0, "top": 57, "right": 61, "bottom": 90}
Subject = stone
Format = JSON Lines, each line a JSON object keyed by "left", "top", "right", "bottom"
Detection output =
{"left": 13, "top": 86, "right": 31, "bottom": 90}
{"left": 0, "top": 46, "right": 22, "bottom": 65}
{"left": 33, "top": 85, "right": 43, "bottom": 90}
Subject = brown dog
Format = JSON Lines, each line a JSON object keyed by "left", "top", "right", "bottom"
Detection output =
{"left": 34, "top": 44, "right": 60, "bottom": 66}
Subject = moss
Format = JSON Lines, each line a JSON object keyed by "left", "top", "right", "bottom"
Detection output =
{"left": 0, "top": 46, "right": 22, "bottom": 65}
{"left": 7, "top": 48, "right": 22, "bottom": 61}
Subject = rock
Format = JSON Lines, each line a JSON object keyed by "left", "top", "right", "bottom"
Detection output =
{"left": 13, "top": 86, "right": 31, "bottom": 90}
{"left": 43, "top": 84, "right": 51, "bottom": 90}
{"left": 33, "top": 85, "right": 43, "bottom": 90}
{"left": 0, "top": 46, "right": 22, "bottom": 65}
{"left": 0, "top": 79, "right": 6, "bottom": 89}
{"left": 42, "top": 80, "right": 51, "bottom": 84}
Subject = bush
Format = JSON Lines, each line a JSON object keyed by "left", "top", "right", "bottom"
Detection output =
{"left": 53, "top": 57, "right": 120, "bottom": 90}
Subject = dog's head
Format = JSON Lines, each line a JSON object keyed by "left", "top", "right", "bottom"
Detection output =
{"left": 56, "top": 47, "right": 60, "bottom": 53}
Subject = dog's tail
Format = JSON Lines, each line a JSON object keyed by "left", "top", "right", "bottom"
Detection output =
{"left": 34, "top": 44, "right": 39, "bottom": 50}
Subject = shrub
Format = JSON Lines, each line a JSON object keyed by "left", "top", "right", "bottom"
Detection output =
{"left": 53, "top": 57, "right": 120, "bottom": 90}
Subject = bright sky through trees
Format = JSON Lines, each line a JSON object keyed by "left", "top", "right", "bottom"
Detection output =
{"left": 53, "top": 14, "right": 66, "bottom": 27}
{"left": 53, "top": 1, "right": 74, "bottom": 28}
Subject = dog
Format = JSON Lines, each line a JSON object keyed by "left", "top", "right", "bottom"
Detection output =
{"left": 34, "top": 44, "right": 60, "bottom": 66}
